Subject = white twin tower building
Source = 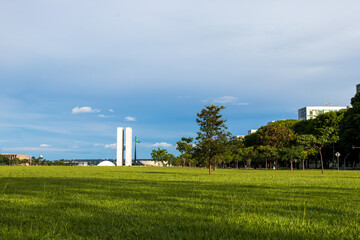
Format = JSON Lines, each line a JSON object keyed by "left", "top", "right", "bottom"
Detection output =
{"left": 116, "top": 127, "right": 133, "bottom": 166}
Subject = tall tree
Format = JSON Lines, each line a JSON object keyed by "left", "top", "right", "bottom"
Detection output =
{"left": 298, "top": 130, "right": 339, "bottom": 174}
{"left": 228, "top": 136, "right": 245, "bottom": 169}
{"left": 242, "top": 147, "right": 256, "bottom": 169}
{"left": 196, "top": 105, "right": 229, "bottom": 175}
{"left": 176, "top": 137, "right": 194, "bottom": 167}
{"left": 313, "top": 111, "right": 343, "bottom": 173}
{"left": 257, "top": 145, "right": 277, "bottom": 170}
{"left": 296, "top": 134, "right": 317, "bottom": 170}
{"left": 257, "top": 125, "right": 296, "bottom": 169}
{"left": 340, "top": 92, "right": 360, "bottom": 152}
{"left": 279, "top": 146, "right": 306, "bottom": 172}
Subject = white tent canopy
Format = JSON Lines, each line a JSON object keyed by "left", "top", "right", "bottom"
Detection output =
{"left": 97, "top": 161, "right": 116, "bottom": 166}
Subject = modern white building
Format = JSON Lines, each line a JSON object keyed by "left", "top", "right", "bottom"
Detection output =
{"left": 98, "top": 160, "right": 116, "bottom": 166}
{"left": 248, "top": 129, "right": 257, "bottom": 135}
{"left": 116, "top": 127, "right": 124, "bottom": 166}
{"left": 116, "top": 127, "right": 132, "bottom": 166}
{"left": 125, "top": 127, "right": 132, "bottom": 166}
{"left": 298, "top": 106, "right": 348, "bottom": 120}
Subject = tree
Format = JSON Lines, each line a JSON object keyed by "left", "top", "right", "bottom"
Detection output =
{"left": 227, "top": 136, "right": 245, "bottom": 169}
{"left": 298, "top": 129, "right": 339, "bottom": 174}
{"left": 196, "top": 105, "right": 229, "bottom": 175}
{"left": 151, "top": 148, "right": 171, "bottom": 166}
{"left": 340, "top": 92, "right": 360, "bottom": 167}
{"left": 312, "top": 111, "right": 343, "bottom": 173}
{"left": 0, "top": 155, "right": 9, "bottom": 165}
{"left": 176, "top": 137, "right": 194, "bottom": 167}
{"left": 11, "top": 158, "right": 20, "bottom": 166}
{"left": 242, "top": 147, "right": 256, "bottom": 169}
{"left": 257, "top": 145, "right": 277, "bottom": 170}
{"left": 296, "top": 134, "right": 317, "bottom": 170}
{"left": 279, "top": 146, "right": 306, "bottom": 172}
{"left": 267, "top": 119, "right": 299, "bottom": 130}
{"left": 257, "top": 125, "right": 296, "bottom": 169}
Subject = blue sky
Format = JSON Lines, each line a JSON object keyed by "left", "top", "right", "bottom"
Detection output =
{"left": 1, "top": 0, "right": 360, "bottom": 160}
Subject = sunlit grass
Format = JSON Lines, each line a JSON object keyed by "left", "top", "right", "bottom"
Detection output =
{"left": 0, "top": 166, "right": 359, "bottom": 239}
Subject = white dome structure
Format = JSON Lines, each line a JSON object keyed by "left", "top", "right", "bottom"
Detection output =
{"left": 97, "top": 161, "right": 116, "bottom": 166}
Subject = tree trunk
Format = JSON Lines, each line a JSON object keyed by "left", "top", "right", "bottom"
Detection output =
{"left": 266, "top": 158, "right": 268, "bottom": 170}
{"left": 270, "top": 161, "right": 273, "bottom": 169}
{"left": 276, "top": 159, "right": 278, "bottom": 170}
{"left": 209, "top": 157, "right": 212, "bottom": 175}
{"left": 319, "top": 147, "right": 324, "bottom": 174}
{"left": 236, "top": 159, "right": 239, "bottom": 169}
{"left": 290, "top": 160, "right": 293, "bottom": 172}
{"left": 302, "top": 160, "right": 305, "bottom": 170}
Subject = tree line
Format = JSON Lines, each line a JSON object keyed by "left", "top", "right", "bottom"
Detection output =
{"left": 0, "top": 155, "right": 72, "bottom": 166}
{"left": 152, "top": 92, "right": 360, "bottom": 174}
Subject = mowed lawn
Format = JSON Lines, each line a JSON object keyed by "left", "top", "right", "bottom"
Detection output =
{"left": 0, "top": 167, "right": 359, "bottom": 239}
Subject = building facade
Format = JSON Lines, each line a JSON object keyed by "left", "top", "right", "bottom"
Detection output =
{"left": 0, "top": 154, "right": 30, "bottom": 160}
{"left": 298, "top": 106, "right": 348, "bottom": 120}
{"left": 248, "top": 129, "right": 257, "bottom": 135}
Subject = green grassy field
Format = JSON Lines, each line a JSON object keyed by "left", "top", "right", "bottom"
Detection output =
{"left": 0, "top": 167, "right": 359, "bottom": 239}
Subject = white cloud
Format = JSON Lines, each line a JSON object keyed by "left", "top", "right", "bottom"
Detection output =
{"left": 213, "top": 96, "right": 239, "bottom": 104}
{"left": 72, "top": 107, "right": 100, "bottom": 114}
{"left": 233, "top": 102, "right": 249, "bottom": 106}
{"left": 203, "top": 96, "right": 249, "bottom": 106}
{"left": 105, "top": 143, "right": 117, "bottom": 149}
{"left": 98, "top": 114, "right": 109, "bottom": 118}
{"left": 109, "top": 109, "right": 114, "bottom": 112}
{"left": 40, "top": 144, "right": 50, "bottom": 148}
{"left": 125, "top": 116, "right": 136, "bottom": 121}
{"left": 3, "top": 147, "right": 74, "bottom": 152}
{"left": 152, "top": 142, "right": 172, "bottom": 148}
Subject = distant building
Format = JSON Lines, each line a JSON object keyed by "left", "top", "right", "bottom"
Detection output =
{"left": 0, "top": 154, "right": 30, "bottom": 161}
{"left": 63, "top": 159, "right": 152, "bottom": 166}
{"left": 248, "top": 129, "right": 257, "bottom": 135}
{"left": 298, "top": 106, "right": 348, "bottom": 120}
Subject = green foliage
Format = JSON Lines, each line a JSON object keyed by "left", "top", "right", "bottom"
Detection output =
{"left": 340, "top": 92, "right": 360, "bottom": 151}
{"left": 176, "top": 137, "right": 194, "bottom": 167}
{"left": 0, "top": 155, "right": 9, "bottom": 165}
{"left": 196, "top": 105, "right": 230, "bottom": 174}
{"left": 151, "top": 148, "right": 172, "bottom": 166}
{"left": 258, "top": 125, "right": 296, "bottom": 148}
{"left": 279, "top": 146, "right": 307, "bottom": 171}
{"left": 293, "top": 119, "right": 315, "bottom": 135}
{"left": 244, "top": 132, "right": 260, "bottom": 147}
{"left": 227, "top": 137, "right": 245, "bottom": 168}
{"left": 173, "top": 94, "right": 355, "bottom": 172}
{"left": 257, "top": 145, "right": 278, "bottom": 169}
{"left": 268, "top": 119, "right": 300, "bottom": 130}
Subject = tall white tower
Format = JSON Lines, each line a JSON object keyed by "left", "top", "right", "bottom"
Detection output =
{"left": 116, "top": 127, "right": 124, "bottom": 166}
{"left": 125, "top": 127, "right": 132, "bottom": 166}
